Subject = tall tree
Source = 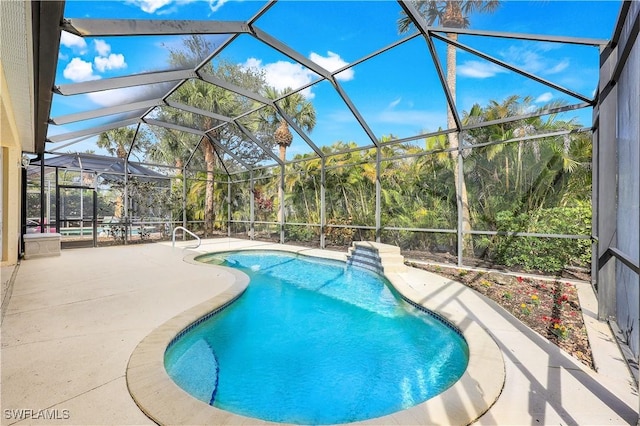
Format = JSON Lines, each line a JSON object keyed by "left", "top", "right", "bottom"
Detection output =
{"left": 97, "top": 127, "right": 151, "bottom": 218}
{"left": 262, "top": 87, "right": 317, "bottom": 162}
{"left": 97, "top": 126, "right": 150, "bottom": 159}
{"left": 163, "top": 35, "right": 268, "bottom": 236}
{"left": 461, "top": 95, "right": 587, "bottom": 220}
{"left": 398, "top": 0, "right": 501, "bottom": 255}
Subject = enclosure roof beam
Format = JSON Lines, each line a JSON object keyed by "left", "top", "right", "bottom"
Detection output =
{"left": 143, "top": 118, "right": 205, "bottom": 135}
{"left": 250, "top": 26, "right": 333, "bottom": 80}
{"left": 226, "top": 78, "right": 321, "bottom": 126}
{"left": 50, "top": 98, "right": 164, "bottom": 125}
{"left": 465, "top": 128, "right": 590, "bottom": 151}
{"left": 47, "top": 118, "right": 140, "bottom": 143}
{"left": 61, "top": 19, "right": 251, "bottom": 37}
{"left": 210, "top": 137, "right": 232, "bottom": 176}
{"left": 183, "top": 136, "right": 205, "bottom": 171}
{"left": 462, "top": 102, "right": 592, "bottom": 131}
{"left": 276, "top": 106, "right": 324, "bottom": 158}
{"left": 47, "top": 135, "right": 97, "bottom": 152}
{"left": 146, "top": 118, "right": 250, "bottom": 171}
{"left": 380, "top": 128, "right": 457, "bottom": 148}
{"left": 332, "top": 81, "right": 380, "bottom": 146}
{"left": 54, "top": 69, "right": 197, "bottom": 96}
{"left": 248, "top": 1, "right": 277, "bottom": 25}
{"left": 198, "top": 71, "right": 272, "bottom": 105}
{"left": 397, "top": 1, "right": 462, "bottom": 132}
{"left": 139, "top": 2, "right": 277, "bottom": 124}
{"left": 340, "top": 32, "right": 420, "bottom": 72}
{"left": 431, "top": 26, "right": 609, "bottom": 46}
{"left": 324, "top": 142, "right": 377, "bottom": 159}
{"left": 165, "top": 100, "right": 234, "bottom": 123}
{"left": 235, "top": 121, "right": 283, "bottom": 166}
{"left": 430, "top": 32, "right": 594, "bottom": 104}
{"left": 125, "top": 123, "right": 142, "bottom": 162}
{"left": 205, "top": 133, "right": 250, "bottom": 170}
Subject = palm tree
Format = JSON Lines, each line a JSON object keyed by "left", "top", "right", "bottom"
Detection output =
{"left": 97, "top": 127, "right": 151, "bottom": 218}
{"left": 398, "top": 0, "right": 501, "bottom": 255}
{"left": 163, "top": 36, "right": 267, "bottom": 236}
{"left": 97, "top": 126, "right": 150, "bottom": 159}
{"left": 262, "top": 87, "right": 317, "bottom": 162}
{"left": 460, "top": 95, "right": 588, "bottom": 227}
{"left": 147, "top": 128, "right": 198, "bottom": 169}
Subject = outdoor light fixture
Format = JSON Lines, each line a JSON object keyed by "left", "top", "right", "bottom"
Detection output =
{"left": 20, "top": 154, "right": 31, "bottom": 169}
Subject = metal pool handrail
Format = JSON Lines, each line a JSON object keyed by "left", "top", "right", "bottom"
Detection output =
{"left": 172, "top": 226, "right": 201, "bottom": 249}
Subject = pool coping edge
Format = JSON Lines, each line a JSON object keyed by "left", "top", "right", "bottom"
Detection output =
{"left": 125, "top": 247, "right": 505, "bottom": 426}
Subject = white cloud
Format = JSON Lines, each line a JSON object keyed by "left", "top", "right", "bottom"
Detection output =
{"left": 60, "top": 31, "right": 87, "bottom": 52}
{"left": 546, "top": 59, "right": 570, "bottom": 75}
{"left": 94, "top": 53, "right": 127, "bottom": 72}
{"left": 126, "top": 0, "right": 198, "bottom": 14}
{"left": 537, "top": 42, "right": 563, "bottom": 53}
{"left": 241, "top": 51, "right": 353, "bottom": 99}
{"left": 94, "top": 39, "right": 111, "bottom": 56}
{"left": 309, "top": 51, "right": 354, "bottom": 81}
{"left": 127, "top": 0, "right": 172, "bottom": 13}
{"left": 458, "top": 60, "right": 507, "bottom": 78}
{"left": 242, "top": 58, "right": 317, "bottom": 98}
{"left": 388, "top": 98, "right": 402, "bottom": 109}
{"left": 208, "top": 0, "right": 228, "bottom": 13}
{"left": 501, "top": 46, "right": 542, "bottom": 73}
{"left": 63, "top": 58, "right": 100, "bottom": 82}
{"left": 535, "top": 92, "right": 553, "bottom": 103}
{"left": 500, "top": 45, "right": 569, "bottom": 77}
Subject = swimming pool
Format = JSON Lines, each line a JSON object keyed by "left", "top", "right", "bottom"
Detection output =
{"left": 164, "top": 250, "right": 469, "bottom": 424}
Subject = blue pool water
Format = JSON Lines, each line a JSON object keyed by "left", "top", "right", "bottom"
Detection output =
{"left": 165, "top": 251, "right": 468, "bottom": 424}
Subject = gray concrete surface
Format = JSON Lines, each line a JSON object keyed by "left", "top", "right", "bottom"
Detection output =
{"left": 1, "top": 239, "right": 638, "bottom": 425}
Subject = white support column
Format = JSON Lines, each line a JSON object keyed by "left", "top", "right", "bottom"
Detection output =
{"left": 182, "top": 166, "right": 187, "bottom": 230}
{"left": 375, "top": 146, "right": 381, "bottom": 243}
{"left": 249, "top": 171, "right": 255, "bottom": 240}
{"left": 123, "top": 158, "right": 129, "bottom": 245}
{"left": 320, "top": 157, "right": 326, "bottom": 249}
{"left": 456, "top": 139, "right": 464, "bottom": 267}
{"left": 227, "top": 176, "right": 231, "bottom": 238}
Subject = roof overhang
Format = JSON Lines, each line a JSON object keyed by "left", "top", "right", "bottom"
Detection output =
{"left": 32, "top": 1, "right": 65, "bottom": 155}
{"left": 0, "top": 1, "right": 36, "bottom": 152}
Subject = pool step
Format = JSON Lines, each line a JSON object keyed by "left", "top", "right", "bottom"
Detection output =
{"left": 346, "top": 241, "right": 407, "bottom": 274}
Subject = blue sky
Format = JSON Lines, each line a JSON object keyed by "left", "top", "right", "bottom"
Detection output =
{"left": 50, "top": 0, "right": 622, "bottom": 160}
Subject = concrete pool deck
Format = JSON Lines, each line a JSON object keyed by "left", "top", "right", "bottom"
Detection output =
{"left": 1, "top": 238, "right": 638, "bottom": 425}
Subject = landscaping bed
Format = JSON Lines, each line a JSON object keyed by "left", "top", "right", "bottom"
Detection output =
{"left": 409, "top": 262, "right": 594, "bottom": 369}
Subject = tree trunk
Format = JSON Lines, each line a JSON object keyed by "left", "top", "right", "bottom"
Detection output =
{"left": 446, "top": 33, "right": 473, "bottom": 257}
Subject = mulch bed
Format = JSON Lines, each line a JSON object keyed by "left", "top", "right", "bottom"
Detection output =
{"left": 408, "top": 262, "right": 594, "bottom": 369}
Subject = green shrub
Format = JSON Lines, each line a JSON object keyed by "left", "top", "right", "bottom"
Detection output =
{"left": 325, "top": 218, "right": 356, "bottom": 246}
{"left": 285, "top": 224, "right": 317, "bottom": 243}
{"left": 491, "top": 202, "right": 591, "bottom": 272}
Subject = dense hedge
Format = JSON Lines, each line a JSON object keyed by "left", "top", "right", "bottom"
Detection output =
{"left": 491, "top": 202, "right": 592, "bottom": 272}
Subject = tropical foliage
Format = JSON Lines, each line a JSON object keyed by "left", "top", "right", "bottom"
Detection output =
{"left": 219, "top": 95, "right": 592, "bottom": 272}
{"left": 92, "top": 31, "right": 591, "bottom": 273}
{"left": 398, "top": 0, "right": 502, "bottom": 255}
